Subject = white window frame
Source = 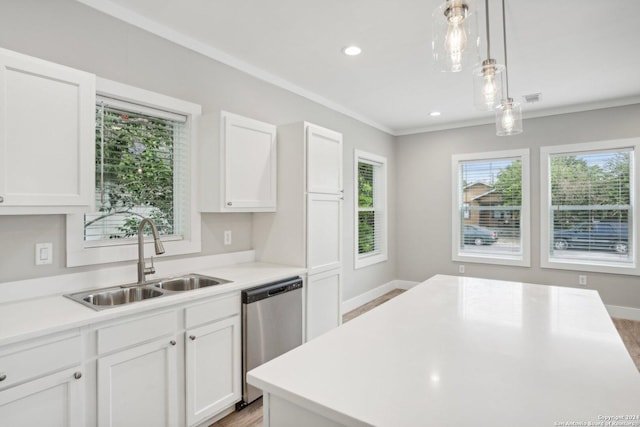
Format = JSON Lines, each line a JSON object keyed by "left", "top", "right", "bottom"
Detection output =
{"left": 354, "top": 150, "right": 388, "bottom": 269}
{"left": 451, "top": 149, "right": 531, "bottom": 267}
{"left": 540, "top": 138, "right": 640, "bottom": 275}
{"left": 66, "top": 78, "right": 202, "bottom": 267}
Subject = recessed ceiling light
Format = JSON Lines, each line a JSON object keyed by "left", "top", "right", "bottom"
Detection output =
{"left": 429, "top": 111, "right": 441, "bottom": 117}
{"left": 342, "top": 46, "right": 362, "bottom": 56}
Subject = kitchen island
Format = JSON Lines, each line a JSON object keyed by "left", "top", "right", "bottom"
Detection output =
{"left": 248, "top": 275, "right": 640, "bottom": 426}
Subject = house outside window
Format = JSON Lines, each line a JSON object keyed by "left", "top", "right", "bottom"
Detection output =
{"left": 355, "top": 150, "right": 387, "bottom": 269}
{"left": 452, "top": 149, "right": 530, "bottom": 267}
{"left": 66, "top": 78, "right": 201, "bottom": 267}
{"left": 541, "top": 138, "right": 639, "bottom": 274}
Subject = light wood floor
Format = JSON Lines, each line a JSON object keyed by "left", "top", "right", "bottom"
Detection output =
{"left": 211, "top": 289, "right": 640, "bottom": 427}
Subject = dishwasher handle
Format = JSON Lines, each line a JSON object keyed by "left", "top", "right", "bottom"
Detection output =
{"left": 242, "top": 276, "right": 303, "bottom": 304}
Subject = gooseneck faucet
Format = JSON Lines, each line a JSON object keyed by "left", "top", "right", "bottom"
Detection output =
{"left": 137, "top": 218, "right": 166, "bottom": 284}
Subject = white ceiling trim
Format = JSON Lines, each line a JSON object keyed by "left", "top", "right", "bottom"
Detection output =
{"left": 75, "top": 0, "right": 395, "bottom": 135}
{"left": 396, "top": 95, "right": 640, "bottom": 136}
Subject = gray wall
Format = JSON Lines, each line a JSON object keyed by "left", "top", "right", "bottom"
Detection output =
{"left": 0, "top": 0, "right": 397, "bottom": 300}
{"left": 396, "top": 104, "right": 640, "bottom": 309}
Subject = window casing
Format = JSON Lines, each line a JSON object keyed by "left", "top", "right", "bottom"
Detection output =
{"left": 452, "top": 149, "right": 530, "bottom": 267}
{"left": 541, "top": 138, "right": 640, "bottom": 274}
{"left": 354, "top": 150, "right": 387, "bottom": 269}
{"left": 66, "top": 78, "right": 201, "bottom": 267}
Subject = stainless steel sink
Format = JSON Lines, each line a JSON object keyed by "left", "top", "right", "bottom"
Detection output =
{"left": 82, "top": 287, "right": 163, "bottom": 307}
{"left": 64, "top": 273, "right": 232, "bottom": 311}
{"left": 151, "top": 274, "right": 230, "bottom": 291}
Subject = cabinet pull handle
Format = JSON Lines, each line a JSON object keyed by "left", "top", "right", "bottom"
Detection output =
{"left": 0, "top": 373, "right": 6, "bottom": 382}
{"left": 189, "top": 335, "right": 196, "bottom": 341}
{"left": 170, "top": 340, "right": 177, "bottom": 346}
{"left": 73, "top": 372, "right": 82, "bottom": 380}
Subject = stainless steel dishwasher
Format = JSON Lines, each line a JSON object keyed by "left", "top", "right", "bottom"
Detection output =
{"left": 237, "top": 276, "right": 303, "bottom": 409}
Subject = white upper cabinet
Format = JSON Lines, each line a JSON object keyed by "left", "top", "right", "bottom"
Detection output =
{"left": 306, "top": 124, "right": 343, "bottom": 195}
{"left": 0, "top": 48, "right": 95, "bottom": 214}
{"left": 200, "top": 111, "right": 277, "bottom": 212}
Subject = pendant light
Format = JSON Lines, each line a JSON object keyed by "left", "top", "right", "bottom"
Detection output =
{"left": 473, "top": 0, "right": 504, "bottom": 110}
{"left": 432, "top": 0, "right": 478, "bottom": 73}
{"left": 495, "top": 0, "right": 522, "bottom": 136}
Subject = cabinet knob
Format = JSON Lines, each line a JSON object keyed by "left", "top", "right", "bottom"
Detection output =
{"left": 0, "top": 373, "right": 6, "bottom": 382}
{"left": 170, "top": 340, "right": 177, "bottom": 346}
{"left": 73, "top": 372, "right": 82, "bottom": 380}
{"left": 189, "top": 335, "right": 196, "bottom": 341}
{"left": 0, "top": 195, "right": 4, "bottom": 203}
{"left": 226, "top": 202, "right": 232, "bottom": 206}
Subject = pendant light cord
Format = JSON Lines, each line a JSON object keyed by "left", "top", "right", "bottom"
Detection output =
{"left": 485, "top": 0, "right": 491, "bottom": 58}
{"left": 502, "top": 0, "right": 510, "bottom": 98}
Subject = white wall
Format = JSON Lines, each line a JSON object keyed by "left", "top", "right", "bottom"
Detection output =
{"left": 0, "top": 0, "right": 396, "bottom": 300}
{"left": 396, "top": 104, "right": 640, "bottom": 309}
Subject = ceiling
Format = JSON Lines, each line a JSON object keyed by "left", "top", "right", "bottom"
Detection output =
{"left": 78, "top": 0, "right": 640, "bottom": 135}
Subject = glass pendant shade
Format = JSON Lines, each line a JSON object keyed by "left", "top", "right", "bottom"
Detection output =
{"left": 473, "top": 59, "right": 504, "bottom": 110}
{"left": 432, "top": 0, "right": 478, "bottom": 72}
{"left": 495, "top": 98, "right": 523, "bottom": 136}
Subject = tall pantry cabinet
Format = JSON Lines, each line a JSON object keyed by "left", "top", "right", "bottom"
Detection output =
{"left": 254, "top": 122, "right": 343, "bottom": 341}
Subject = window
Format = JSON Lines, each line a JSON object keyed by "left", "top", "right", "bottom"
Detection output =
{"left": 541, "top": 139, "right": 639, "bottom": 274}
{"left": 354, "top": 150, "right": 387, "bottom": 269}
{"left": 452, "top": 149, "right": 530, "bottom": 266}
{"left": 66, "top": 78, "right": 201, "bottom": 267}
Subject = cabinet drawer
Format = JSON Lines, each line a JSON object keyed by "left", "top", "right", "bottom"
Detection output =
{"left": 185, "top": 293, "right": 240, "bottom": 329}
{"left": 0, "top": 334, "right": 81, "bottom": 389}
{"left": 97, "top": 310, "right": 177, "bottom": 355}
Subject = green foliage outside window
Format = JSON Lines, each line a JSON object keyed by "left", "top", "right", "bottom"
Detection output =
{"left": 358, "top": 162, "right": 375, "bottom": 254}
{"left": 85, "top": 106, "right": 176, "bottom": 239}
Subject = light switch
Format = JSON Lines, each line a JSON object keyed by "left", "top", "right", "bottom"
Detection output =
{"left": 35, "top": 243, "right": 53, "bottom": 265}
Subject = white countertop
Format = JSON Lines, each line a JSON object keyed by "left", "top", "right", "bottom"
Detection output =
{"left": 248, "top": 275, "right": 640, "bottom": 426}
{"left": 0, "top": 261, "right": 305, "bottom": 346}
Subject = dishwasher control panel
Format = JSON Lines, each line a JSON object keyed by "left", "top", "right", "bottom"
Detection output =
{"left": 242, "top": 276, "right": 303, "bottom": 304}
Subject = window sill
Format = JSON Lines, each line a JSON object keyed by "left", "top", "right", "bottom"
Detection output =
{"left": 453, "top": 252, "right": 530, "bottom": 267}
{"left": 541, "top": 257, "right": 636, "bottom": 275}
{"left": 355, "top": 253, "right": 387, "bottom": 270}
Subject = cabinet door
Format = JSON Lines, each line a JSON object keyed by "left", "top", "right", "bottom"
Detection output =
{"left": 306, "top": 124, "right": 342, "bottom": 194}
{"left": 222, "top": 111, "right": 277, "bottom": 211}
{"left": 0, "top": 48, "right": 95, "bottom": 213}
{"left": 185, "top": 316, "right": 241, "bottom": 426}
{"left": 306, "top": 269, "right": 342, "bottom": 341}
{"left": 0, "top": 367, "right": 84, "bottom": 427}
{"left": 97, "top": 338, "right": 178, "bottom": 427}
{"left": 307, "top": 193, "right": 342, "bottom": 275}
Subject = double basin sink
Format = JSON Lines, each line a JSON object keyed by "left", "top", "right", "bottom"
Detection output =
{"left": 65, "top": 274, "right": 232, "bottom": 311}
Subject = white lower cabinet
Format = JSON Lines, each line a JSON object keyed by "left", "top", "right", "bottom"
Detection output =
{"left": 93, "top": 293, "right": 241, "bottom": 427}
{"left": 97, "top": 337, "right": 179, "bottom": 427}
{"left": 0, "top": 332, "right": 84, "bottom": 426}
{"left": 306, "top": 269, "right": 342, "bottom": 341}
{"left": 185, "top": 316, "right": 241, "bottom": 426}
{"left": 0, "top": 292, "right": 242, "bottom": 427}
{"left": 0, "top": 367, "right": 84, "bottom": 427}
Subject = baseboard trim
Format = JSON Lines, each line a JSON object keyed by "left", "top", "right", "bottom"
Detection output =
{"left": 606, "top": 304, "right": 640, "bottom": 321}
{"left": 393, "top": 280, "right": 420, "bottom": 290}
{"left": 342, "top": 280, "right": 421, "bottom": 313}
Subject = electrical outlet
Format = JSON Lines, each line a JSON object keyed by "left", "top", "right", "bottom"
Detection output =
{"left": 35, "top": 243, "right": 53, "bottom": 265}
{"left": 578, "top": 275, "right": 587, "bottom": 286}
{"left": 224, "top": 230, "right": 232, "bottom": 245}
{"left": 458, "top": 265, "right": 465, "bottom": 274}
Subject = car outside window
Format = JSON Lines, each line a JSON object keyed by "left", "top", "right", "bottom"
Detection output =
{"left": 541, "top": 138, "right": 640, "bottom": 274}
{"left": 451, "top": 149, "right": 530, "bottom": 267}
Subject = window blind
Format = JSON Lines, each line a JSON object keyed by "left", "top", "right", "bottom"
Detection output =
{"left": 84, "top": 99, "right": 189, "bottom": 243}
{"left": 549, "top": 148, "right": 632, "bottom": 262}
{"left": 358, "top": 160, "right": 384, "bottom": 256}
{"left": 458, "top": 158, "right": 522, "bottom": 255}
